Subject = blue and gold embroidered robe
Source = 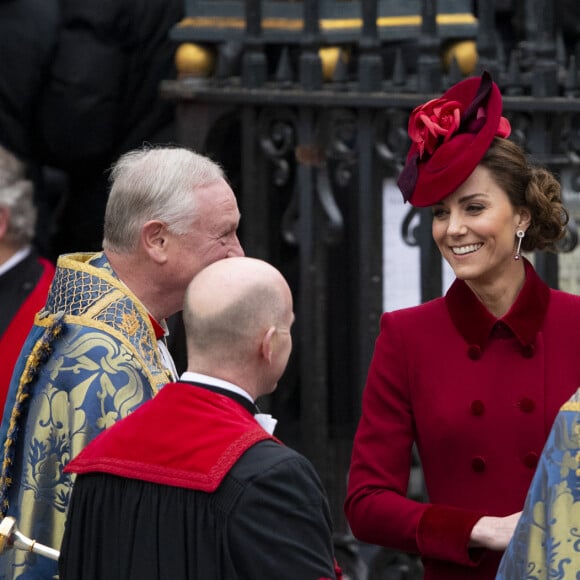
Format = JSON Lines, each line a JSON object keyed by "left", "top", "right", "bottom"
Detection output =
{"left": 0, "top": 252, "right": 171, "bottom": 579}
{"left": 496, "top": 388, "right": 580, "bottom": 579}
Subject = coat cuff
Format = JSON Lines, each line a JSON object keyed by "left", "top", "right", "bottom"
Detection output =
{"left": 416, "top": 505, "right": 486, "bottom": 566}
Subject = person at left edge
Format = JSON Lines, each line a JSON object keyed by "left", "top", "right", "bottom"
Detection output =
{"left": 0, "top": 144, "right": 55, "bottom": 414}
{"left": 0, "top": 145, "right": 244, "bottom": 580}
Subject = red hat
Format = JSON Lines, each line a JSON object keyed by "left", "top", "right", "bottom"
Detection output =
{"left": 397, "top": 71, "right": 511, "bottom": 207}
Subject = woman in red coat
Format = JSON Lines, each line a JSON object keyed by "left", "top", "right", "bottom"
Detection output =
{"left": 344, "top": 71, "right": 580, "bottom": 579}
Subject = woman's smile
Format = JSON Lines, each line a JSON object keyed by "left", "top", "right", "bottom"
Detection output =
{"left": 451, "top": 243, "right": 483, "bottom": 256}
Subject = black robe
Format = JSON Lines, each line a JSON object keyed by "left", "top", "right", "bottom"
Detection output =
{"left": 59, "top": 382, "right": 338, "bottom": 580}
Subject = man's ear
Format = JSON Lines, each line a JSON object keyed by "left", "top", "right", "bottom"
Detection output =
{"left": 260, "top": 326, "right": 276, "bottom": 364}
{"left": 141, "top": 220, "right": 168, "bottom": 264}
{"left": 0, "top": 207, "right": 9, "bottom": 240}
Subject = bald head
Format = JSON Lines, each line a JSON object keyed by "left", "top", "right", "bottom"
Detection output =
{"left": 182, "top": 257, "right": 294, "bottom": 397}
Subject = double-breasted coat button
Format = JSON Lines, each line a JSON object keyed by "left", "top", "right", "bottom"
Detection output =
{"left": 523, "top": 452, "right": 539, "bottom": 469}
{"left": 471, "top": 456, "right": 486, "bottom": 472}
{"left": 467, "top": 345, "right": 481, "bottom": 360}
{"left": 518, "top": 398, "right": 535, "bottom": 413}
{"left": 521, "top": 344, "right": 535, "bottom": 358}
{"left": 470, "top": 400, "right": 485, "bottom": 416}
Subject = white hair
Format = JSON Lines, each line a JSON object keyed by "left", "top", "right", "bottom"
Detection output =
{"left": 103, "top": 146, "right": 226, "bottom": 252}
{"left": 0, "top": 145, "right": 36, "bottom": 247}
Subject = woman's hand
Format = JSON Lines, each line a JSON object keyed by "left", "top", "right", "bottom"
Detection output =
{"left": 469, "top": 512, "right": 522, "bottom": 551}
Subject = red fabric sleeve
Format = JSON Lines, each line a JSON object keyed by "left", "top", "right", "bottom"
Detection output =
{"left": 417, "top": 504, "right": 485, "bottom": 566}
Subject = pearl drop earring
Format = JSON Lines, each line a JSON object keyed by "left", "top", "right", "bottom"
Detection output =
{"left": 514, "top": 230, "right": 525, "bottom": 261}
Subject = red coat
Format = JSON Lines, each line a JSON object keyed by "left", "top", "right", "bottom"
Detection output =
{"left": 345, "top": 260, "right": 580, "bottom": 579}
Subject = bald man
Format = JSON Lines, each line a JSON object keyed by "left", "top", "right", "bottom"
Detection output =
{"left": 58, "top": 257, "right": 341, "bottom": 580}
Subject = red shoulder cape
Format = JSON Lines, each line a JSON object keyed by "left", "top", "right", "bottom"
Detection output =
{"left": 0, "top": 256, "right": 55, "bottom": 412}
{"left": 65, "top": 382, "right": 278, "bottom": 492}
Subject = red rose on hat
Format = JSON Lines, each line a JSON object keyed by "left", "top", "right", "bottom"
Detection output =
{"left": 495, "top": 115, "right": 511, "bottom": 139}
{"left": 408, "top": 98, "right": 463, "bottom": 158}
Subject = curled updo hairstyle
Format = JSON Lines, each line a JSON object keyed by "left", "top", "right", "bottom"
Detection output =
{"left": 480, "top": 138, "right": 568, "bottom": 252}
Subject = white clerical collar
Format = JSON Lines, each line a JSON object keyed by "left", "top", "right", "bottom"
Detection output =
{"left": 180, "top": 371, "right": 255, "bottom": 404}
{"left": 0, "top": 246, "right": 31, "bottom": 277}
{"left": 180, "top": 371, "right": 278, "bottom": 434}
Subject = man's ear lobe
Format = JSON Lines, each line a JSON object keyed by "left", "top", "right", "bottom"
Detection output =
{"left": 141, "top": 220, "right": 168, "bottom": 263}
{"left": 261, "top": 326, "right": 276, "bottom": 363}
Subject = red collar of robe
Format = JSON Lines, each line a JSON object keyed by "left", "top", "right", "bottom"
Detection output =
{"left": 0, "top": 257, "right": 55, "bottom": 409}
{"left": 147, "top": 315, "right": 166, "bottom": 340}
{"left": 65, "top": 382, "right": 278, "bottom": 492}
{"left": 445, "top": 257, "right": 550, "bottom": 351}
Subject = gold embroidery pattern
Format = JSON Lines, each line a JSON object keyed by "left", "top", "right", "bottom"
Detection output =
{"left": 45, "top": 253, "right": 166, "bottom": 386}
{"left": 0, "top": 253, "right": 171, "bottom": 578}
{"left": 498, "top": 404, "right": 580, "bottom": 579}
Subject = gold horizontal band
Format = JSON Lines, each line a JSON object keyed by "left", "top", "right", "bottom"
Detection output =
{"left": 178, "top": 13, "right": 477, "bottom": 32}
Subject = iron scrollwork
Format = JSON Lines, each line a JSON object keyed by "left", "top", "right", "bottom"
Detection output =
{"left": 374, "top": 107, "right": 411, "bottom": 172}
{"left": 256, "top": 108, "right": 301, "bottom": 246}
{"left": 258, "top": 107, "right": 296, "bottom": 188}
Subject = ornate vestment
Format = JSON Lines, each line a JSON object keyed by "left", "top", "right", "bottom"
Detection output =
{"left": 0, "top": 252, "right": 171, "bottom": 579}
{"left": 496, "top": 388, "right": 580, "bottom": 579}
